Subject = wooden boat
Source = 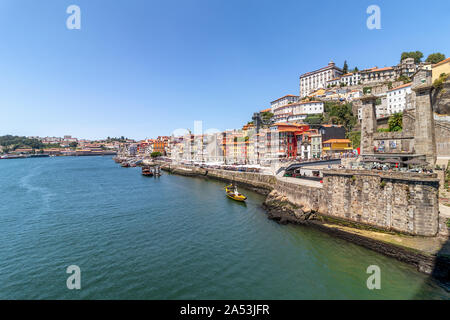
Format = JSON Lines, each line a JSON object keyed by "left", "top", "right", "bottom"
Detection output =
{"left": 121, "top": 162, "right": 130, "bottom": 167}
{"left": 142, "top": 167, "right": 154, "bottom": 177}
{"left": 225, "top": 184, "right": 247, "bottom": 202}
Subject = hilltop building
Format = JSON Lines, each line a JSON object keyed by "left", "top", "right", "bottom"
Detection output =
{"left": 299, "top": 61, "right": 343, "bottom": 97}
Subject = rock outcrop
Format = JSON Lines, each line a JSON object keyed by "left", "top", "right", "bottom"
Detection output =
{"left": 263, "top": 190, "right": 317, "bottom": 225}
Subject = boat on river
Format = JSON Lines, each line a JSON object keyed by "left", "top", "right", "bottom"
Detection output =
{"left": 121, "top": 162, "right": 130, "bottom": 168}
{"left": 142, "top": 166, "right": 154, "bottom": 177}
{"left": 225, "top": 184, "right": 247, "bottom": 202}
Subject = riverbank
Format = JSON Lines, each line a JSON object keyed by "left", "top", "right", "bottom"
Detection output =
{"left": 161, "top": 163, "right": 450, "bottom": 287}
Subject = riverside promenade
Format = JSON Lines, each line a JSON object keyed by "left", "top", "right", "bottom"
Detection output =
{"left": 161, "top": 162, "right": 450, "bottom": 283}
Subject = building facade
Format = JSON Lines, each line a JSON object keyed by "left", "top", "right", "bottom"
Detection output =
{"left": 360, "top": 67, "right": 396, "bottom": 84}
{"left": 270, "top": 95, "right": 299, "bottom": 112}
{"left": 299, "top": 61, "right": 343, "bottom": 97}
{"left": 387, "top": 83, "right": 412, "bottom": 114}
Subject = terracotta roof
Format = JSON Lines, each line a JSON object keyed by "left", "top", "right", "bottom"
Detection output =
{"left": 372, "top": 67, "right": 394, "bottom": 72}
{"left": 270, "top": 95, "right": 299, "bottom": 104}
{"left": 362, "top": 67, "right": 378, "bottom": 72}
{"left": 433, "top": 57, "right": 450, "bottom": 67}
{"left": 260, "top": 108, "right": 271, "bottom": 113}
{"left": 388, "top": 82, "right": 412, "bottom": 92}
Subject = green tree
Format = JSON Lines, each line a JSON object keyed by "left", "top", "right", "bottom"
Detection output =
{"left": 304, "top": 114, "right": 324, "bottom": 125}
{"left": 397, "top": 75, "right": 412, "bottom": 84}
{"left": 343, "top": 60, "right": 348, "bottom": 74}
{"left": 426, "top": 53, "right": 446, "bottom": 64}
{"left": 363, "top": 87, "right": 372, "bottom": 94}
{"left": 433, "top": 73, "right": 449, "bottom": 90}
{"left": 69, "top": 142, "right": 78, "bottom": 148}
{"left": 400, "top": 51, "right": 424, "bottom": 64}
{"left": 151, "top": 151, "right": 162, "bottom": 158}
{"left": 388, "top": 113, "right": 403, "bottom": 132}
{"left": 347, "top": 131, "right": 361, "bottom": 149}
{"left": 260, "top": 111, "right": 274, "bottom": 123}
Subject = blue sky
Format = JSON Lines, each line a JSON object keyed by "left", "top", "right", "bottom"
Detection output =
{"left": 1, "top": 0, "right": 449, "bottom": 140}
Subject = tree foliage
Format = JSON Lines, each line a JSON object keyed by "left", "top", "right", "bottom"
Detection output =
{"left": 433, "top": 73, "right": 449, "bottom": 90}
{"left": 347, "top": 131, "right": 361, "bottom": 149}
{"left": 323, "top": 102, "right": 357, "bottom": 132}
{"left": 343, "top": 60, "right": 348, "bottom": 74}
{"left": 260, "top": 111, "right": 274, "bottom": 123}
{"left": 401, "top": 51, "right": 423, "bottom": 64}
{"left": 151, "top": 151, "right": 162, "bottom": 158}
{"left": 304, "top": 114, "right": 324, "bottom": 125}
{"left": 426, "top": 53, "right": 446, "bottom": 64}
{"left": 0, "top": 135, "right": 44, "bottom": 150}
{"left": 388, "top": 113, "right": 403, "bottom": 132}
{"left": 397, "top": 75, "right": 412, "bottom": 84}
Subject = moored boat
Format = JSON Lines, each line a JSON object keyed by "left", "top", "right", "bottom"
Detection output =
{"left": 121, "top": 162, "right": 130, "bottom": 167}
{"left": 225, "top": 184, "right": 247, "bottom": 202}
{"left": 142, "top": 166, "right": 154, "bottom": 176}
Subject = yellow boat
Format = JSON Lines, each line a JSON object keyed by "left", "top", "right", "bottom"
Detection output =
{"left": 225, "top": 184, "right": 247, "bottom": 202}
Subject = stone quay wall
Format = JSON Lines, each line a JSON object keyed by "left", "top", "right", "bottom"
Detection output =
{"left": 322, "top": 170, "right": 440, "bottom": 237}
{"left": 162, "top": 164, "right": 442, "bottom": 237}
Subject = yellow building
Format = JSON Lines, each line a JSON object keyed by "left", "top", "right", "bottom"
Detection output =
{"left": 322, "top": 139, "right": 352, "bottom": 154}
{"left": 432, "top": 57, "right": 450, "bottom": 82}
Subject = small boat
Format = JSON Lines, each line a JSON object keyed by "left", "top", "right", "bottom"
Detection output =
{"left": 225, "top": 184, "right": 247, "bottom": 202}
{"left": 142, "top": 167, "right": 154, "bottom": 177}
{"left": 121, "top": 162, "right": 130, "bottom": 167}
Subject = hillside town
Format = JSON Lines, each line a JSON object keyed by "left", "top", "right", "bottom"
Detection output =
{"left": 116, "top": 53, "right": 450, "bottom": 172}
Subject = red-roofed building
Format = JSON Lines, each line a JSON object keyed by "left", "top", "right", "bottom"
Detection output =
{"left": 361, "top": 66, "right": 396, "bottom": 84}
{"left": 267, "top": 123, "right": 310, "bottom": 159}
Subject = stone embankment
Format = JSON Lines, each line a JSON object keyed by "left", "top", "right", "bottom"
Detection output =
{"left": 162, "top": 163, "right": 450, "bottom": 283}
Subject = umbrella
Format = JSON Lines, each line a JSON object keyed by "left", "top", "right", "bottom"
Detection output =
{"left": 403, "top": 158, "right": 428, "bottom": 166}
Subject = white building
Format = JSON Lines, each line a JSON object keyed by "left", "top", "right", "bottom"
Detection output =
{"left": 296, "top": 101, "right": 324, "bottom": 114}
{"left": 327, "top": 77, "right": 341, "bottom": 87}
{"left": 270, "top": 95, "right": 299, "bottom": 112}
{"left": 340, "top": 72, "right": 361, "bottom": 86}
{"left": 387, "top": 83, "right": 412, "bottom": 114}
{"left": 273, "top": 101, "right": 324, "bottom": 123}
{"left": 300, "top": 61, "right": 343, "bottom": 97}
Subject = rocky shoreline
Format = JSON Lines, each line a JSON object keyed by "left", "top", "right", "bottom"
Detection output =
{"left": 263, "top": 190, "right": 449, "bottom": 287}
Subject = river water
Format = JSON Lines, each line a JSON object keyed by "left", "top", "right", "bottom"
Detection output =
{"left": 0, "top": 156, "right": 448, "bottom": 299}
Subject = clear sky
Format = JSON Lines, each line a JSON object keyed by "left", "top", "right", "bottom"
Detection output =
{"left": 1, "top": 0, "right": 449, "bottom": 140}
